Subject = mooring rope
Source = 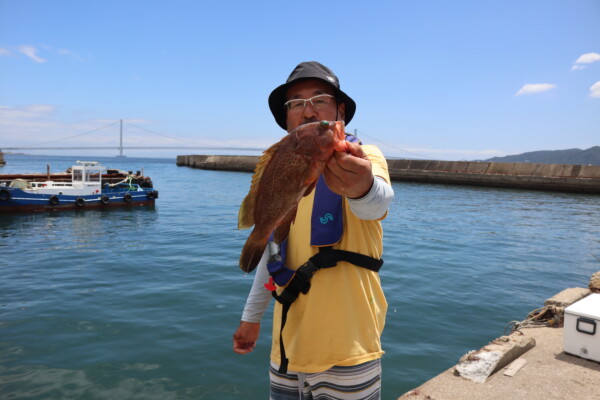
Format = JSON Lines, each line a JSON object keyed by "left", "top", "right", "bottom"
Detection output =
{"left": 504, "top": 305, "right": 561, "bottom": 335}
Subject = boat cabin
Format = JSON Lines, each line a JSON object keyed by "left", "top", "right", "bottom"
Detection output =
{"left": 29, "top": 161, "right": 106, "bottom": 195}
{"left": 71, "top": 161, "right": 105, "bottom": 187}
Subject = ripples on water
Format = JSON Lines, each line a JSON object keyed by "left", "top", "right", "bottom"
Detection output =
{"left": 1, "top": 155, "right": 599, "bottom": 399}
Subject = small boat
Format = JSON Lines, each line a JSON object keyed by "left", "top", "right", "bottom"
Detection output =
{"left": 0, "top": 161, "right": 158, "bottom": 213}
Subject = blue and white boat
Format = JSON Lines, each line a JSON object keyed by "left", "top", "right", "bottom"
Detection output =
{"left": 0, "top": 161, "right": 158, "bottom": 213}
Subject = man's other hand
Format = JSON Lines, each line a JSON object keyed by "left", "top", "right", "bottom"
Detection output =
{"left": 233, "top": 321, "right": 260, "bottom": 354}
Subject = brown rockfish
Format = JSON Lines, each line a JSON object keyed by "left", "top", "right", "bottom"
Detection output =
{"left": 238, "top": 120, "right": 348, "bottom": 272}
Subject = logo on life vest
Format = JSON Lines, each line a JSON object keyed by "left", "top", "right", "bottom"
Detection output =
{"left": 319, "top": 213, "right": 334, "bottom": 224}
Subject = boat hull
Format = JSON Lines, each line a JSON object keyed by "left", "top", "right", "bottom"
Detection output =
{"left": 0, "top": 187, "right": 158, "bottom": 213}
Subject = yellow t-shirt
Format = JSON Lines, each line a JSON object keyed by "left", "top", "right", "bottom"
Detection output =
{"left": 270, "top": 144, "right": 390, "bottom": 373}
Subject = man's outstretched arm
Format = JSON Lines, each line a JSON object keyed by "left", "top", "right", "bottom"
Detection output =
{"left": 233, "top": 249, "right": 271, "bottom": 354}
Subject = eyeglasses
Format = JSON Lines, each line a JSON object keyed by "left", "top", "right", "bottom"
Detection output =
{"left": 284, "top": 94, "right": 336, "bottom": 112}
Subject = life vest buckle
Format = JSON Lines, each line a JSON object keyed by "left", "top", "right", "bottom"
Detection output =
{"left": 264, "top": 277, "right": 277, "bottom": 292}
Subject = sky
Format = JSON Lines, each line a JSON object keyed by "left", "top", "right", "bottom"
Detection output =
{"left": 1, "top": 0, "right": 599, "bottom": 160}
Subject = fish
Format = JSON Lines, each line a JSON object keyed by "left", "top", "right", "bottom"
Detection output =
{"left": 238, "top": 120, "right": 348, "bottom": 272}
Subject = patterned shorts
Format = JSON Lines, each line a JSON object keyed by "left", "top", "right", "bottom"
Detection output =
{"left": 269, "top": 359, "right": 381, "bottom": 400}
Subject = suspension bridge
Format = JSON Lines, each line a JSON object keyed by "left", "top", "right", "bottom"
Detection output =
{"left": 1, "top": 120, "right": 265, "bottom": 157}
{"left": 1, "top": 119, "right": 419, "bottom": 159}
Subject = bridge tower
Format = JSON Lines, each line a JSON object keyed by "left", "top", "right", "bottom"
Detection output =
{"left": 116, "top": 119, "right": 126, "bottom": 157}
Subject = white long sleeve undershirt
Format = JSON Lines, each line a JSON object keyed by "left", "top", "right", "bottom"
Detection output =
{"left": 240, "top": 176, "right": 394, "bottom": 323}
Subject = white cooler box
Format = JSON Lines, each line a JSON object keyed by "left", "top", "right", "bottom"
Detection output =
{"left": 563, "top": 293, "right": 600, "bottom": 362}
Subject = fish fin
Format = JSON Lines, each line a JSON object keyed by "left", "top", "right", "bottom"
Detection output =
{"left": 303, "top": 178, "right": 318, "bottom": 198}
{"left": 239, "top": 229, "right": 268, "bottom": 272}
{"left": 335, "top": 121, "right": 346, "bottom": 140}
{"left": 272, "top": 176, "right": 316, "bottom": 243}
{"left": 333, "top": 121, "right": 348, "bottom": 152}
{"left": 273, "top": 205, "right": 298, "bottom": 243}
{"left": 334, "top": 140, "right": 349, "bottom": 152}
{"left": 238, "top": 194, "right": 255, "bottom": 230}
{"left": 271, "top": 178, "right": 316, "bottom": 242}
{"left": 238, "top": 141, "right": 282, "bottom": 230}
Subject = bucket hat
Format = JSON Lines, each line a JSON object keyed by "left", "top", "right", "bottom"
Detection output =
{"left": 268, "top": 61, "right": 356, "bottom": 130}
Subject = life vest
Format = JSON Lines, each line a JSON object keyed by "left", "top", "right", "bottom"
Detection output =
{"left": 265, "top": 133, "right": 384, "bottom": 374}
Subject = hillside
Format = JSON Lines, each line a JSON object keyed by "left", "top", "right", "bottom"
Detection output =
{"left": 484, "top": 146, "right": 600, "bottom": 165}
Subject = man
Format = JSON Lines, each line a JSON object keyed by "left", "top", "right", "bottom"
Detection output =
{"left": 233, "top": 61, "right": 394, "bottom": 400}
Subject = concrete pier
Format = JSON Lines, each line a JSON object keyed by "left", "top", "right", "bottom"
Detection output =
{"left": 397, "top": 286, "right": 600, "bottom": 400}
{"left": 398, "top": 325, "right": 600, "bottom": 400}
{"left": 176, "top": 155, "right": 600, "bottom": 194}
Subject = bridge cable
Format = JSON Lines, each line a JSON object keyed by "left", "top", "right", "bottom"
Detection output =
{"left": 32, "top": 120, "right": 120, "bottom": 146}
{"left": 124, "top": 121, "right": 188, "bottom": 142}
{"left": 354, "top": 129, "right": 426, "bottom": 159}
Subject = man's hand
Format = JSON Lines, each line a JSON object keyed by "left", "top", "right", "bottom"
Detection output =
{"left": 233, "top": 321, "right": 260, "bottom": 354}
{"left": 323, "top": 142, "right": 374, "bottom": 199}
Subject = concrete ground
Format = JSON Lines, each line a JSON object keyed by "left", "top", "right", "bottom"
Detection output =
{"left": 397, "top": 326, "right": 600, "bottom": 400}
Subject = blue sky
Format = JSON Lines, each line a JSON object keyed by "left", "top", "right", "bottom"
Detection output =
{"left": 1, "top": 0, "right": 598, "bottom": 160}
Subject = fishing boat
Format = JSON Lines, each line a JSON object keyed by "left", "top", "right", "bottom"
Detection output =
{"left": 0, "top": 161, "right": 158, "bottom": 213}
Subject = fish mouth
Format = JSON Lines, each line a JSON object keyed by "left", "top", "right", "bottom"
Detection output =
{"left": 294, "top": 118, "right": 338, "bottom": 130}
{"left": 299, "top": 118, "right": 319, "bottom": 127}
{"left": 291, "top": 120, "right": 333, "bottom": 133}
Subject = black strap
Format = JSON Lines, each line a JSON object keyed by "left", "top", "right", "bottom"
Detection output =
{"left": 310, "top": 246, "right": 383, "bottom": 272}
{"left": 273, "top": 247, "right": 383, "bottom": 373}
{"left": 278, "top": 302, "right": 291, "bottom": 374}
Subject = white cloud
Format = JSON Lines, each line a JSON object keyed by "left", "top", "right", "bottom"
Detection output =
{"left": 17, "top": 45, "right": 46, "bottom": 63}
{"left": 515, "top": 83, "right": 557, "bottom": 96}
{"left": 0, "top": 105, "right": 125, "bottom": 148}
{"left": 572, "top": 52, "right": 600, "bottom": 70}
{"left": 3, "top": 45, "right": 85, "bottom": 63}
{"left": 0, "top": 105, "right": 59, "bottom": 145}
{"left": 404, "top": 147, "right": 503, "bottom": 157}
{"left": 575, "top": 52, "right": 600, "bottom": 64}
{"left": 58, "top": 48, "right": 83, "bottom": 61}
{"left": 0, "top": 104, "right": 56, "bottom": 123}
{"left": 590, "top": 81, "right": 600, "bottom": 98}
{"left": 383, "top": 146, "right": 506, "bottom": 161}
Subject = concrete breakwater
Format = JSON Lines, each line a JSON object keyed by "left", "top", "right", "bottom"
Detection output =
{"left": 176, "top": 155, "right": 600, "bottom": 194}
{"left": 386, "top": 159, "right": 600, "bottom": 194}
{"left": 176, "top": 155, "right": 258, "bottom": 172}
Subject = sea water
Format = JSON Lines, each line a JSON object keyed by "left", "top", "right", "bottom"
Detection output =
{"left": 1, "top": 154, "right": 599, "bottom": 399}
